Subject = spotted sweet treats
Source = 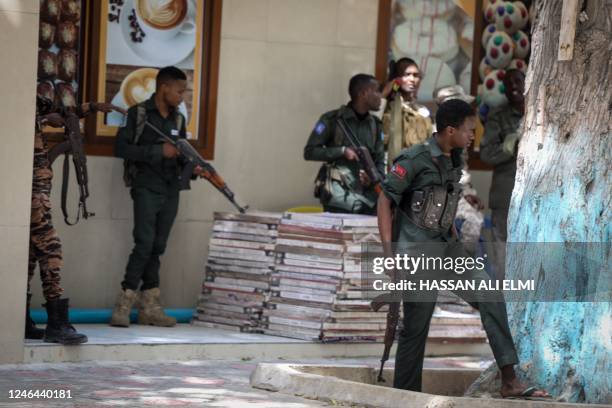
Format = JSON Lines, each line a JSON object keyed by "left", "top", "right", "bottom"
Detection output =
{"left": 58, "top": 49, "right": 78, "bottom": 82}
{"left": 38, "top": 50, "right": 57, "bottom": 79}
{"left": 60, "top": 0, "right": 81, "bottom": 22}
{"left": 41, "top": 0, "right": 61, "bottom": 24}
{"left": 56, "top": 82, "right": 77, "bottom": 108}
{"left": 57, "top": 22, "right": 78, "bottom": 49}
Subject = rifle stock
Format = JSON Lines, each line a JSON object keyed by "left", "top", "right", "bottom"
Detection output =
{"left": 371, "top": 267, "right": 400, "bottom": 383}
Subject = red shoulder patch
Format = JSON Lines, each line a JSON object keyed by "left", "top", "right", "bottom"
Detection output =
{"left": 391, "top": 163, "right": 407, "bottom": 178}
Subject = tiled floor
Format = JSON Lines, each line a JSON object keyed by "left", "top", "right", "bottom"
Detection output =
{"left": 25, "top": 324, "right": 304, "bottom": 346}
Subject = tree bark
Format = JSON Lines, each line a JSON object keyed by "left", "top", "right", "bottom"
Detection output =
{"left": 467, "top": 0, "right": 611, "bottom": 403}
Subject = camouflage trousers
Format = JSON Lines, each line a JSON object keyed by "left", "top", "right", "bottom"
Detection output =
{"left": 28, "top": 192, "right": 64, "bottom": 301}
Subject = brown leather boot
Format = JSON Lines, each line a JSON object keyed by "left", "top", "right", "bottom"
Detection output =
{"left": 109, "top": 288, "right": 138, "bottom": 327}
{"left": 137, "top": 288, "right": 176, "bottom": 327}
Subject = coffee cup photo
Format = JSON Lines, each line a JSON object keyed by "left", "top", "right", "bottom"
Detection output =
{"left": 119, "top": 67, "right": 158, "bottom": 108}
{"left": 135, "top": 0, "right": 195, "bottom": 41}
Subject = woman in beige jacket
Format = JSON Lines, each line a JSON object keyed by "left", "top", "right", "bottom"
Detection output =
{"left": 379, "top": 58, "right": 433, "bottom": 166}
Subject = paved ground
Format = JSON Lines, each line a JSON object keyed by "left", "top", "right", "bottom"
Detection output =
{"left": 0, "top": 357, "right": 490, "bottom": 407}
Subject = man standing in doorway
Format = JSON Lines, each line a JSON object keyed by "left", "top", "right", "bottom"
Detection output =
{"left": 112, "top": 66, "right": 201, "bottom": 328}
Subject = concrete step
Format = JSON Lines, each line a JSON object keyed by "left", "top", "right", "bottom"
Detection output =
{"left": 24, "top": 324, "right": 491, "bottom": 363}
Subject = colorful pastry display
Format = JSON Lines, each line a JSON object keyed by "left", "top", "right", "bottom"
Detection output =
{"left": 477, "top": 0, "right": 530, "bottom": 118}
{"left": 485, "top": 31, "right": 514, "bottom": 69}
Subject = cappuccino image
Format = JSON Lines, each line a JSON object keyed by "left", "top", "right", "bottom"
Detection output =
{"left": 137, "top": 0, "right": 187, "bottom": 30}
{"left": 121, "top": 68, "right": 158, "bottom": 107}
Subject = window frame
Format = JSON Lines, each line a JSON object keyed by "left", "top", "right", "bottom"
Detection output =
{"left": 374, "top": 0, "right": 491, "bottom": 170}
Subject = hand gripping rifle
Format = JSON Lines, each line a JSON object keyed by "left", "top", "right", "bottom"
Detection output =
{"left": 48, "top": 108, "right": 94, "bottom": 225}
{"left": 143, "top": 120, "right": 248, "bottom": 214}
{"left": 335, "top": 118, "right": 383, "bottom": 194}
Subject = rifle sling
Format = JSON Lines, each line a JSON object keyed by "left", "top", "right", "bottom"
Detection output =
{"left": 60, "top": 151, "right": 81, "bottom": 225}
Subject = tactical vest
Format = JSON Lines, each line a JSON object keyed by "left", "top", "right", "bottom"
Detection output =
{"left": 400, "top": 150, "right": 463, "bottom": 233}
{"left": 314, "top": 106, "right": 378, "bottom": 205}
{"left": 122, "top": 103, "right": 184, "bottom": 187}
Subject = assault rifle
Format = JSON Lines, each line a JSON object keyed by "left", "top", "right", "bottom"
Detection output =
{"left": 48, "top": 108, "right": 93, "bottom": 225}
{"left": 335, "top": 117, "right": 396, "bottom": 380}
{"left": 371, "top": 267, "right": 400, "bottom": 382}
{"left": 143, "top": 120, "right": 248, "bottom": 214}
{"left": 335, "top": 118, "right": 383, "bottom": 194}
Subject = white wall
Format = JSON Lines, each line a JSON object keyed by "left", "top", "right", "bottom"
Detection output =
{"left": 31, "top": 0, "right": 382, "bottom": 308}
{"left": 0, "top": 0, "right": 39, "bottom": 363}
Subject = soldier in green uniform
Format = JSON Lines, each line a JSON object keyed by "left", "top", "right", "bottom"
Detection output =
{"left": 480, "top": 69, "right": 525, "bottom": 279}
{"left": 377, "top": 99, "right": 549, "bottom": 399}
{"left": 304, "top": 74, "right": 384, "bottom": 215}
{"left": 111, "top": 66, "right": 202, "bottom": 328}
{"left": 480, "top": 69, "right": 525, "bottom": 243}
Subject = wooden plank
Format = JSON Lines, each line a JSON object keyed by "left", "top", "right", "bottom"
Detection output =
{"left": 374, "top": 0, "right": 393, "bottom": 82}
{"left": 558, "top": 0, "right": 580, "bottom": 61}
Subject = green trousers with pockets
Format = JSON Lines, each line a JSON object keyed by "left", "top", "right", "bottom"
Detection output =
{"left": 122, "top": 187, "right": 179, "bottom": 291}
{"left": 393, "top": 243, "right": 519, "bottom": 391}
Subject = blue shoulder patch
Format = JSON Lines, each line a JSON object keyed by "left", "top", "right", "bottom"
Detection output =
{"left": 314, "top": 121, "right": 326, "bottom": 135}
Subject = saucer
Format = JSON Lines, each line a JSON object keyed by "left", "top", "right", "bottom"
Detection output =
{"left": 120, "top": 0, "right": 197, "bottom": 66}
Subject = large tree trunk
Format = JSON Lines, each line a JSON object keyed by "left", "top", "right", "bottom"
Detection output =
{"left": 467, "top": 0, "right": 611, "bottom": 403}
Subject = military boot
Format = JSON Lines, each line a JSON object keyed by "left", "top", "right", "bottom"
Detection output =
{"left": 137, "top": 288, "right": 176, "bottom": 327}
{"left": 25, "top": 294, "right": 45, "bottom": 340}
{"left": 109, "top": 288, "right": 138, "bottom": 327}
{"left": 44, "top": 298, "right": 88, "bottom": 345}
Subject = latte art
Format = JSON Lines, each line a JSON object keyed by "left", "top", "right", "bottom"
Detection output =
{"left": 120, "top": 68, "right": 159, "bottom": 108}
{"left": 137, "top": 0, "right": 187, "bottom": 30}
{"left": 125, "top": 77, "right": 156, "bottom": 107}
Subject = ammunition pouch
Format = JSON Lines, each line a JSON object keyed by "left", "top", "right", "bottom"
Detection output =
{"left": 314, "top": 164, "right": 351, "bottom": 203}
{"left": 314, "top": 163, "right": 331, "bottom": 202}
{"left": 123, "top": 161, "right": 138, "bottom": 188}
{"left": 401, "top": 182, "right": 461, "bottom": 233}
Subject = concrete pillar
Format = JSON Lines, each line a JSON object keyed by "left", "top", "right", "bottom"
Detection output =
{"left": 0, "top": 0, "right": 40, "bottom": 363}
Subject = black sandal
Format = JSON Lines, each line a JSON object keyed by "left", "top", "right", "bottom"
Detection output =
{"left": 503, "top": 386, "right": 552, "bottom": 401}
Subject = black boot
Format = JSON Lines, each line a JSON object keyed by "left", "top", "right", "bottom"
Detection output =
{"left": 25, "top": 294, "right": 45, "bottom": 340}
{"left": 44, "top": 298, "right": 88, "bottom": 345}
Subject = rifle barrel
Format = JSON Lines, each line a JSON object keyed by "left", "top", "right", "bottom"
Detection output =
{"left": 143, "top": 121, "right": 249, "bottom": 213}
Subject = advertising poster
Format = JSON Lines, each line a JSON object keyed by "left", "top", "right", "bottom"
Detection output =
{"left": 96, "top": 0, "right": 204, "bottom": 138}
